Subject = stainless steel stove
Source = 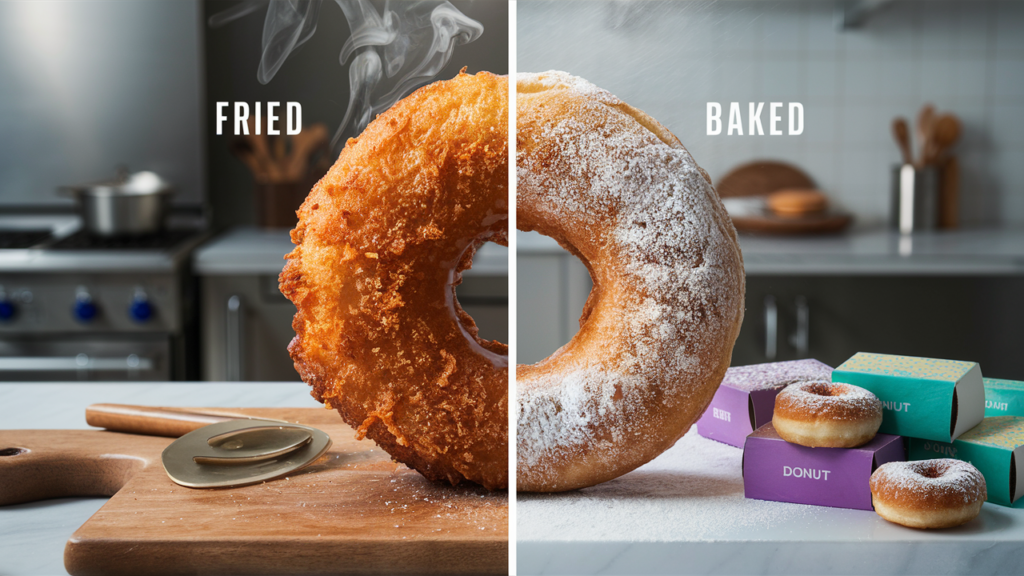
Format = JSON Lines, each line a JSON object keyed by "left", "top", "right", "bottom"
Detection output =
{"left": 0, "top": 221, "right": 207, "bottom": 381}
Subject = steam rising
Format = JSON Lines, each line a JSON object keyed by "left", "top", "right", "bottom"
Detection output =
{"left": 210, "top": 0, "right": 483, "bottom": 149}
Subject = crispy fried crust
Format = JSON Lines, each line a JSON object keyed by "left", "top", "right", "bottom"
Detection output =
{"left": 279, "top": 71, "right": 508, "bottom": 490}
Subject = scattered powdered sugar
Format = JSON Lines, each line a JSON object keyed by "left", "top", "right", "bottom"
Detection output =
{"left": 518, "top": 426, "right": 819, "bottom": 542}
{"left": 776, "top": 381, "right": 882, "bottom": 421}
{"left": 516, "top": 71, "right": 746, "bottom": 487}
{"left": 872, "top": 459, "right": 987, "bottom": 505}
{"left": 723, "top": 359, "right": 833, "bottom": 393}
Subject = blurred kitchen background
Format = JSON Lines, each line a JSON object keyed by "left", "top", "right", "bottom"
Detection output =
{"left": 518, "top": 0, "right": 1024, "bottom": 377}
{"left": 0, "top": 0, "right": 508, "bottom": 382}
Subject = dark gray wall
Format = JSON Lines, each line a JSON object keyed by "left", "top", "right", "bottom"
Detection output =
{"left": 204, "top": 0, "right": 509, "bottom": 229}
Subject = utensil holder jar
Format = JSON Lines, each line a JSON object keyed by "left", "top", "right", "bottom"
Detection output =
{"left": 890, "top": 164, "right": 939, "bottom": 234}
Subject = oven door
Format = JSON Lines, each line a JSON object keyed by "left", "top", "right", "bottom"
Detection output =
{"left": 0, "top": 335, "right": 170, "bottom": 381}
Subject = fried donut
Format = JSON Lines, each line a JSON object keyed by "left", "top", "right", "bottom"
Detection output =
{"left": 870, "top": 459, "right": 987, "bottom": 529}
{"left": 772, "top": 381, "right": 882, "bottom": 448}
{"left": 280, "top": 71, "right": 508, "bottom": 490}
{"left": 516, "top": 71, "right": 746, "bottom": 492}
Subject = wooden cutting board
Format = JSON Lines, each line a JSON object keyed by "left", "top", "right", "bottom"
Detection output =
{"left": 0, "top": 408, "right": 507, "bottom": 576}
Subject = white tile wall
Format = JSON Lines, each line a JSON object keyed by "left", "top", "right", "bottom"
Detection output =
{"left": 518, "top": 0, "right": 1024, "bottom": 226}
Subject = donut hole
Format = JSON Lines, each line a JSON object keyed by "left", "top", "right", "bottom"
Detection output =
{"left": 453, "top": 242, "right": 509, "bottom": 344}
{"left": 805, "top": 382, "right": 841, "bottom": 397}
{"left": 918, "top": 465, "right": 943, "bottom": 479}
{"left": 517, "top": 232, "right": 596, "bottom": 365}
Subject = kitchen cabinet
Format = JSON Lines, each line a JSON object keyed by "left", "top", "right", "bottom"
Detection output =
{"left": 194, "top": 227, "right": 508, "bottom": 381}
{"left": 518, "top": 228, "right": 1024, "bottom": 376}
{"left": 737, "top": 275, "right": 1024, "bottom": 376}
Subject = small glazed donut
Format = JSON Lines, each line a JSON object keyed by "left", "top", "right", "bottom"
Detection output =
{"left": 280, "top": 71, "right": 508, "bottom": 490}
{"left": 772, "top": 381, "right": 882, "bottom": 448}
{"left": 516, "top": 71, "right": 746, "bottom": 492}
{"left": 870, "top": 459, "right": 987, "bottom": 529}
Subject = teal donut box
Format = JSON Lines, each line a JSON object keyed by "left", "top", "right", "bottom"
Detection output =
{"left": 832, "top": 352, "right": 986, "bottom": 443}
{"left": 908, "top": 416, "right": 1024, "bottom": 508}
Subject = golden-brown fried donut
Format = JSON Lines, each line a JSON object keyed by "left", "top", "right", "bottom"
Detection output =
{"left": 280, "top": 71, "right": 508, "bottom": 490}
{"left": 516, "top": 71, "right": 745, "bottom": 492}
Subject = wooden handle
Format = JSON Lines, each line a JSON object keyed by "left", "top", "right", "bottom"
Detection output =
{"left": 86, "top": 404, "right": 239, "bottom": 437}
{"left": 892, "top": 118, "right": 913, "bottom": 165}
{"left": 0, "top": 429, "right": 168, "bottom": 506}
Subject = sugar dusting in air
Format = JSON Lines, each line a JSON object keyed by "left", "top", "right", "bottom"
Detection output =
{"left": 518, "top": 426, "right": 819, "bottom": 542}
{"left": 516, "top": 71, "right": 746, "bottom": 487}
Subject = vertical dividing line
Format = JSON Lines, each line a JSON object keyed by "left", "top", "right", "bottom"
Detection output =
{"left": 507, "top": 1, "right": 518, "bottom": 574}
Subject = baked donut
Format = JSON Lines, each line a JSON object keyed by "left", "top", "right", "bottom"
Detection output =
{"left": 516, "top": 71, "right": 746, "bottom": 492}
{"left": 766, "top": 189, "right": 828, "bottom": 217}
{"left": 870, "top": 459, "right": 987, "bottom": 529}
{"left": 280, "top": 71, "right": 508, "bottom": 490}
{"left": 772, "top": 381, "right": 882, "bottom": 448}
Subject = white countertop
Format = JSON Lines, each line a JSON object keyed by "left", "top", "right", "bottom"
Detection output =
{"left": 194, "top": 227, "right": 509, "bottom": 277}
{"left": 518, "top": 426, "right": 1024, "bottom": 575}
{"left": 518, "top": 227, "right": 1024, "bottom": 276}
{"left": 0, "top": 382, "right": 320, "bottom": 576}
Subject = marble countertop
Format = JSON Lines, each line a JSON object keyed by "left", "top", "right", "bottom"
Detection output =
{"left": 518, "top": 227, "right": 1024, "bottom": 276}
{"left": 194, "top": 227, "right": 509, "bottom": 277}
{"left": 0, "top": 382, "right": 320, "bottom": 576}
{"left": 518, "top": 426, "right": 1024, "bottom": 575}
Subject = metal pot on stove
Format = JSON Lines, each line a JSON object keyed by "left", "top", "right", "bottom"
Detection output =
{"left": 60, "top": 169, "right": 174, "bottom": 237}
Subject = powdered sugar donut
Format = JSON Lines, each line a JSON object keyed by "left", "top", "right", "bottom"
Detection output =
{"left": 516, "top": 71, "right": 746, "bottom": 492}
{"left": 870, "top": 459, "right": 986, "bottom": 529}
{"left": 773, "top": 381, "right": 883, "bottom": 448}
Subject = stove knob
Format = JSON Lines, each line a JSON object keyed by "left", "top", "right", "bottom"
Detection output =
{"left": 0, "top": 297, "right": 14, "bottom": 321}
{"left": 129, "top": 290, "right": 153, "bottom": 323}
{"left": 73, "top": 287, "right": 98, "bottom": 323}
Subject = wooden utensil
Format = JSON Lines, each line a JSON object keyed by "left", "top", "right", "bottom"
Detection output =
{"left": 229, "top": 137, "right": 267, "bottom": 180}
{"left": 892, "top": 117, "right": 913, "bottom": 165}
{"left": 245, "top": 116, "right": 284, "bottom": 182}
{"left": 929, "top": 113, "right": 961, "bottom": 164}
{"left": 86, "top": 403, "right": 287, "bottom": 437}
{"left": 285, "top": 123, "right": 330, "bottom": 181}
{"left": 916, "top": 104, "right": 935, "bottom": 167}
{"left": 0, "top": 408, "right": 507, "bottom": 576}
